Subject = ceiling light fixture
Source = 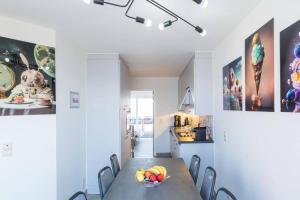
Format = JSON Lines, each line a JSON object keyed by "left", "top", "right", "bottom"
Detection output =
{"left": 158, "top": 20, "right": 173, "bottom": 30}
{"left": 147, "top": 0, "right": 206, "bottom": 35}
{"left": 125, "top": 0, "right": 151, "bottom": 27}
{"left": 145, "top": 19, "right": 153, "bottom": 27}
{"left": 158, "top": 23, "right": 165, "bottom": 31}
{"left": 83, "top": 0, "right": 92, "bottom": 4}
{"left": 193, "top": 0, "right": 208, "bottom": 8}
{"left": 92, "top": 0, "right": 206, "bottom": 36}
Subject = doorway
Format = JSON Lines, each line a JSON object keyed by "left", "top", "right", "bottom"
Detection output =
{"left": 130, "top": 91, "right": 154, "bottom": 158}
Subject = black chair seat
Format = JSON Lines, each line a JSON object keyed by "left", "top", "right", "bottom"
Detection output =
{"left": 69, "top": 191, "right": 87, "bottom": 200}
{"left": 200, "top": 167, "right": 216, "bottom": 200}
{"left": 189, "top": 155, "right": 201, "bottom": 184}
{"left": 110, "top": 154, "right": 121, "bottom": 177}
{"left": 215, "top": 187, "right": 237, "bottom": 200}
{"left": 98, "top": 166, "right": 114, "bottom": 198}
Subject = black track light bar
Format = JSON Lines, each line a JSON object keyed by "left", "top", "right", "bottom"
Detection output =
{"left": 93, "top": 0, "right": 131, "bottom": 7}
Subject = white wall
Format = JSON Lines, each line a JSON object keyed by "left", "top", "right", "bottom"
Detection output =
{"left": 86, "top": 54, "right": 121, "bottom": 194}
{"left": 212, "top": 0, "right": 300, "bottom": 199}
{"left": 56, "top": 34, "right": 87, "bottom": 200}
{"left": 0, "top": 16, "right": 57, "bottom": 200}
{"left": 130, "top": 77, "right": 178, "bottom": 154}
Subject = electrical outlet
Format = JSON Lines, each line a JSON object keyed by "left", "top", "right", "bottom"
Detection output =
{"left": 1, "top": 143, "right": 13, "bottom": 157}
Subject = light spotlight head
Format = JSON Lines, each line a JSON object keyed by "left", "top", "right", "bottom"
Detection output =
{"left": 193, "top": 0, "right": 202, "bottom": 4}
{"left": 158, "top": 23, "right": 165, "bottom": 31}
{"left": 163, "top": 20, "right": 173, "bottom": 28}
{"left": 145, "top": 19, "right": 152, "bottom": 27}
{"left": 200, "top": 29, "right": 207, "bottom": 36}
{"left": 93, "top": 0, "right": 104, "bottom": 5}
{"left": 195, "top": 26, "right": 207, "bottom": 36}
{"left": 193, "top": 0, "right": 208, "bottom": 8}
{"left": 4, "top": 57, "right": 10, "bottom": 63}
{"left": 135, "top": 17, "right": 145, "bottom": 24}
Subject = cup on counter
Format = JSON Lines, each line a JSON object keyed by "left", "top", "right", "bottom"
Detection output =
{"left": 38, "top": 97, "right": 52, "bottom": 106}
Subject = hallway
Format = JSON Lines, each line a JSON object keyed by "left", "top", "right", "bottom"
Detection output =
{"left": 134, "top": 138, "right": 153, "bottom": 158}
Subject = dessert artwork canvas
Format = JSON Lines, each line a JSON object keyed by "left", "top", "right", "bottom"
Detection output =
{"left": 0, "top": 36, "right": 56, "bottom": 116}
{"left": 223, "top": 57, "right": 243, "bottom": 111}
{"left": 280, "top": 20, "right": 300, "bottom": 112}
{"left": 245, "top": 19, "right": 274, "bottom": 112}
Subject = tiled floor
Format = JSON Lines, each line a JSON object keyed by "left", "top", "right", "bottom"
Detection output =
{"left": 134, "top": 138, "right": 153, "bottom": 158}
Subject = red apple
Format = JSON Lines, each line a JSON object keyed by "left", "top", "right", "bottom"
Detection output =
{"left": 156, "top": 174, "right": 164, "bottom": 182}
{"left": 149, "top": 175, "right": 157, "bottom": 182}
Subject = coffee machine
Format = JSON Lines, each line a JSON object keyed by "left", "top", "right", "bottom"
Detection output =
{"left": 193, "top": 127, "right": 207, "bottom": 141}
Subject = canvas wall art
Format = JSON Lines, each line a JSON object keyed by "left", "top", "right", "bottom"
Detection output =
{"left": 280, "top": 20, "right": 300, "bottom": 113}
{"left": 223, "top": 57, "right": 243, "bottom": 111}
{"left": 0, "top": 36, "right": 55, "bottom": 116}
{"left": 245, "top": 19, "right": 274, "bottom": 112}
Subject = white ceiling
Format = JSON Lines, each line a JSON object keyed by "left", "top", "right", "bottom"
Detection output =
{"left": 0, "top": 0, "right": 261, "bottom": 77}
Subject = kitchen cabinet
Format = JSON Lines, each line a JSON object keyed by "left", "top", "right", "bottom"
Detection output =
{"left": 178, "top": 52, "right": 212, "bottom": 115}
{"left": 170, "top": 128, "right": 214, "bottom": 189}
{"left": 86, "top": 54, "right": 131, "bottom": 193}
{"left": 170, "top": 130, "right": 180, "bottom": 158}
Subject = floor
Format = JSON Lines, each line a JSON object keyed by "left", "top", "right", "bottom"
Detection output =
{"left": 134, "top": 138, "right": 153, "bottom": 158}
{"left": 87, "top": 194, "right": 100, "bottom": 200}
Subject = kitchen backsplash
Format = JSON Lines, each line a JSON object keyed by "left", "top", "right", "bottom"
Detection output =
{"left": 169, "top": 113, "right": 213, "bottom": 140}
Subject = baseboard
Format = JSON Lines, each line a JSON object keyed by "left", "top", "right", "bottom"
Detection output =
{"left": 155, "top": 153, "right": 172, "bottom": 158}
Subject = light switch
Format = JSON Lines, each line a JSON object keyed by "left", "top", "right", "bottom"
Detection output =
{"left": 1, "top": 143, "right": 13, "bottom": 157}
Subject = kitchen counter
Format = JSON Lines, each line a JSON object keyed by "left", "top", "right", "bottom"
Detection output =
{"left": 170, "top": 127, "right": 214, "bottom": 144}
{"left": 169, "top": 127, "right": 214, "bottom": 187}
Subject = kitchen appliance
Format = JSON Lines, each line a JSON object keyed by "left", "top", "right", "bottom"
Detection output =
{"left": 174, "top": 115, "right": 181, "bottom": 127}
{"left": 178, "top": 87, "right": 195, "bottom": 114}
{"left": 193, "top": 127, "right": 207, "bottom": 141}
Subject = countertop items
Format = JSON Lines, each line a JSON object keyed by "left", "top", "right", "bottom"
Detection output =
{"left": 170, "top": 127, "right": 214, "bottom": 144}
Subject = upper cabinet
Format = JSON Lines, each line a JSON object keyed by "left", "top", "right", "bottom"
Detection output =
{"left": 178, "top": 52, "right": 212, "bottom": 115}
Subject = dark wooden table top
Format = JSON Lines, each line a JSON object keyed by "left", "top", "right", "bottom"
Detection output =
{"left": 103, "top": 158, "right": 202, "bottom": 200}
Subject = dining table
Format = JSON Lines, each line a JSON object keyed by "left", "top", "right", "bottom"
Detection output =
{"left": 103, "top": 158, "right": 202, "bottom": 200}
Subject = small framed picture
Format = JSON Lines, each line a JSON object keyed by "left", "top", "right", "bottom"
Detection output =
{"left": 70, "top": 91, "right": 80, "bottom": 108}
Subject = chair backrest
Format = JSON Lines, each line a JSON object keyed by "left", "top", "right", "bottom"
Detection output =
{"left": 215, "top": 188, "right": 237, "bottom": 200}
{"left": 98, "top": 166, "right": 114, "bottom": 198}
{"left": 69, "top": 191, "right": 87, "bottom": 200}
{"left": 110, "top": 154, "right": 120, "bottom": 177}
{"left": 200, "top": 167, "right": 217, "bottom": 200}
{"left": 189, "top": 155, "right": 201, "bottom": 184}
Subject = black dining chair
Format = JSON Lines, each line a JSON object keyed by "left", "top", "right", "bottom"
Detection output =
{"left": 215, "top": 188, "right": 237, "bottom": 200}
{"left": 68, "top": 191, "right": 87, "bottom": 200}
{"left": 200, "top": 167, "right": 217, "bottom": 200}
{"left": 98, "top": 166, "right": 114, "bottom": 198}
{"left": 189, "top": 155, "right": 201, "bottom": 184}
{"left": 110, "top": 154, "right": 120, "bottom": 177}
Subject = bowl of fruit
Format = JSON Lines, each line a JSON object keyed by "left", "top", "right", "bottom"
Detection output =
{"left": 135, "top": 165, "right": 170, "bottom": 187}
